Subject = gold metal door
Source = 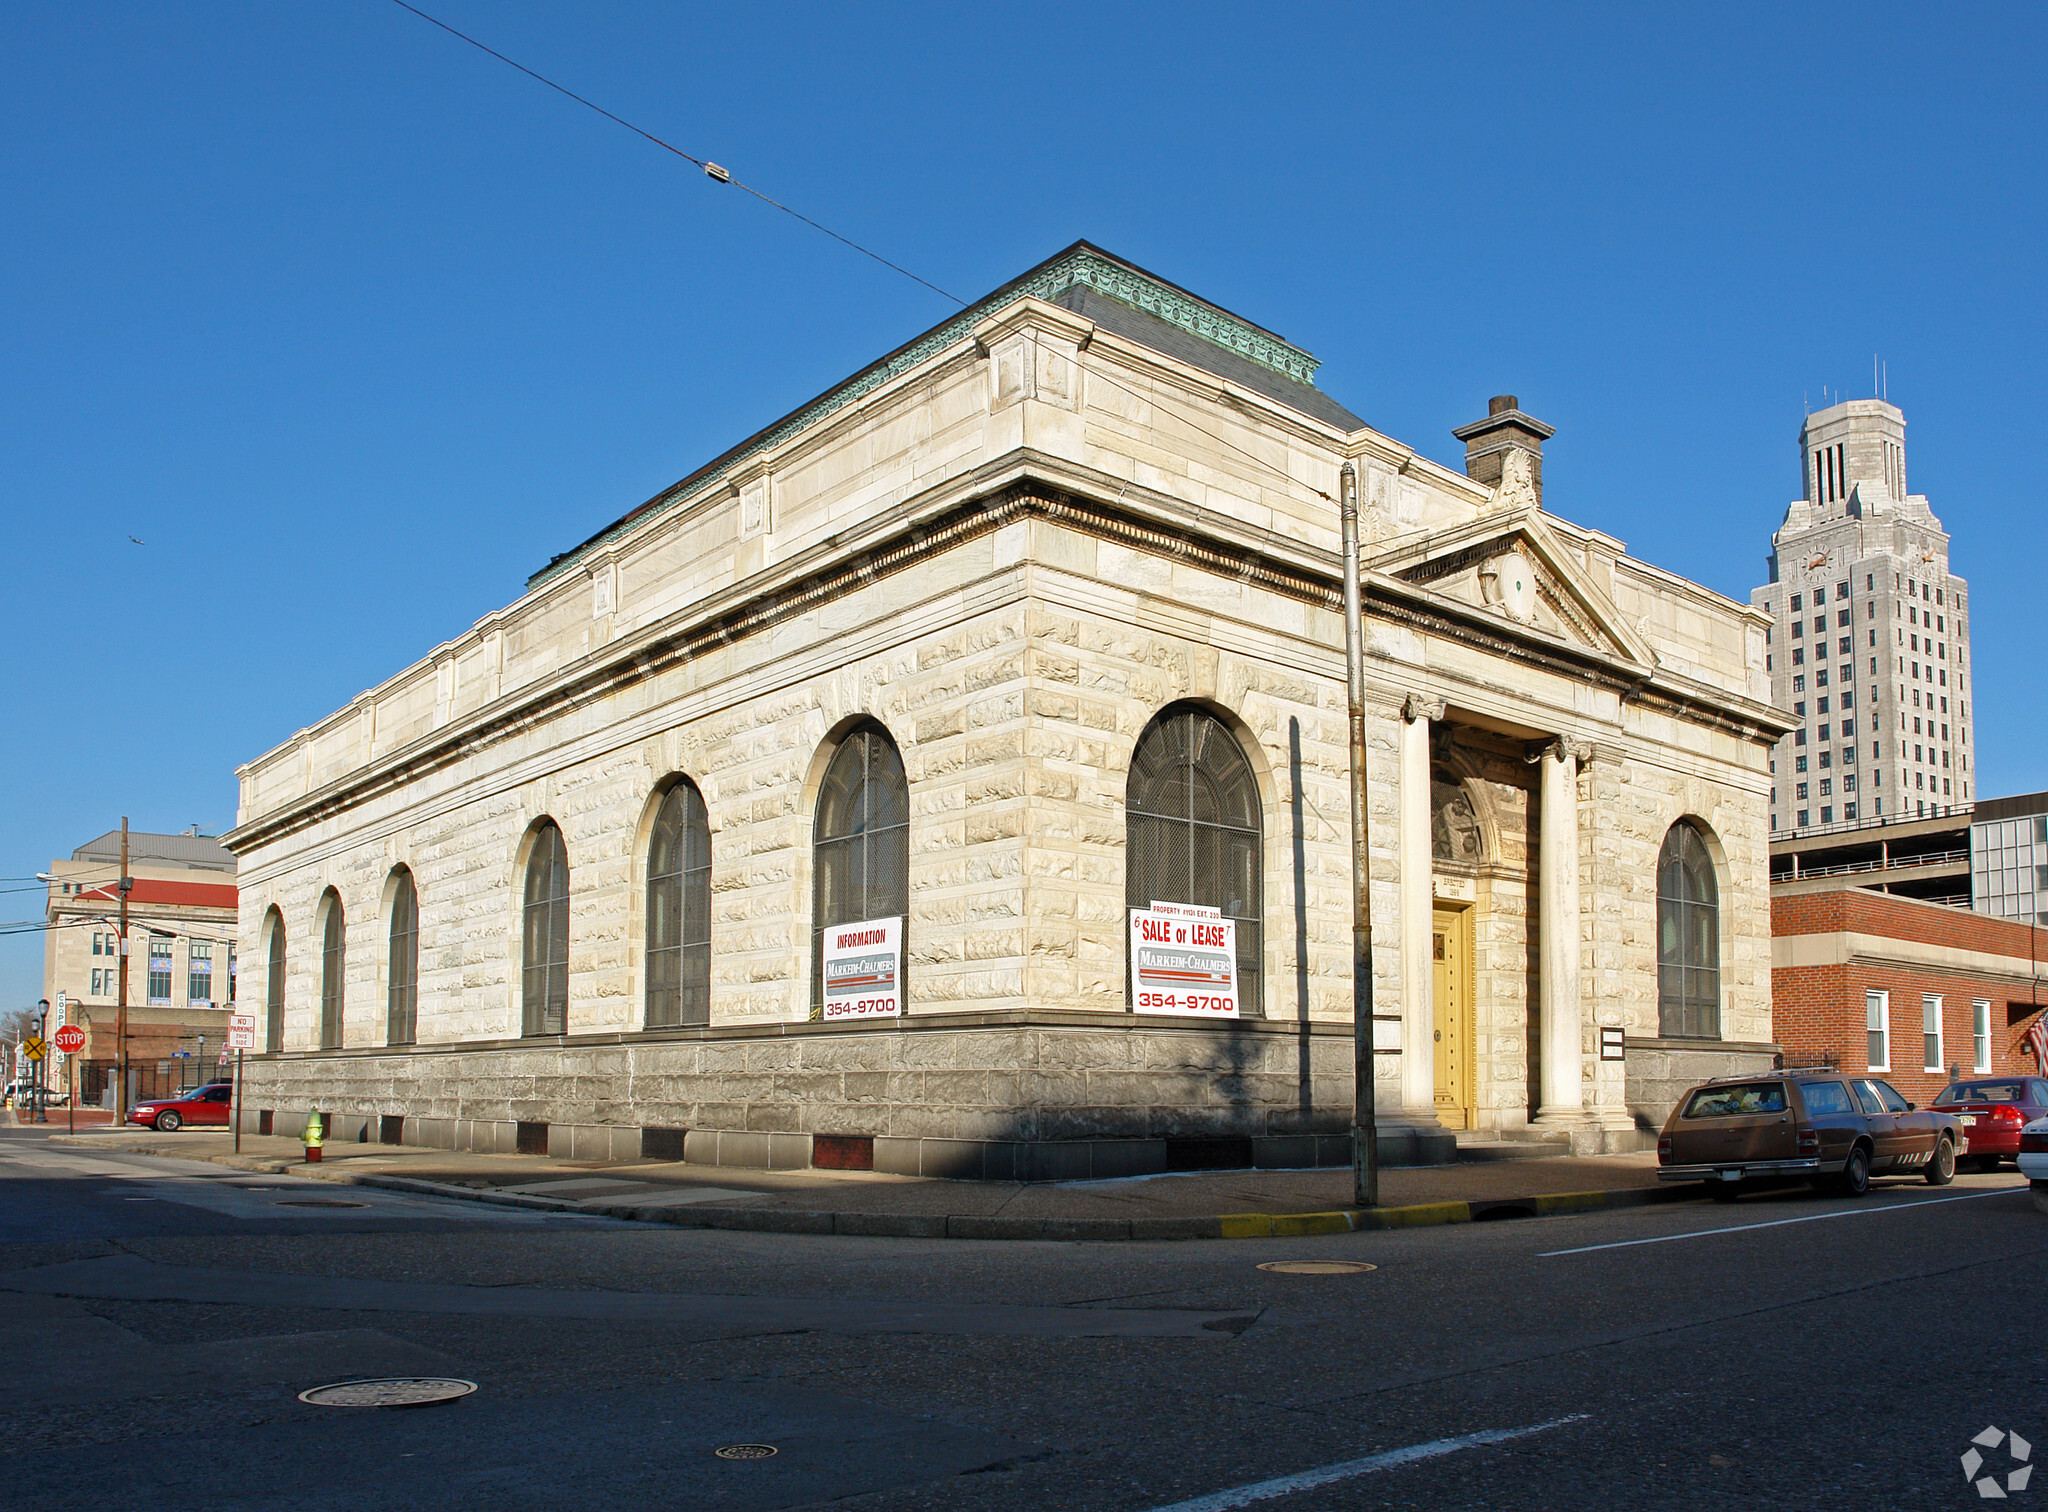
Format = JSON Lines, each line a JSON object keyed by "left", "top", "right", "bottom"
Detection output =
{"left": 1432, "top": 905, "right": 1475, "bottom": 1130}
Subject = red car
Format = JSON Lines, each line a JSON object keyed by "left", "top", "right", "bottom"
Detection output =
{"left": 1931, "top": 1077, "right": 2048, "bottom": 1171}
{"left": 126, "top": 1083, "right": 234, "bottom": 1132}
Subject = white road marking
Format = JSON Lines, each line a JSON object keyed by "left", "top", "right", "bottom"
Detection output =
{"left": 1540, "top": 1187, "right": 2017, "bottom": 1257}
{"left": 1135, "top": 1415, "right": 1589, "bottom": 1512}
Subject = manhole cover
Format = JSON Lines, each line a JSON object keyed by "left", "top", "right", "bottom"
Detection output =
{"left": 714, "top": 1445, "right": 778, "bottom": 1461}
{"left": 298, "top": 1377, "right": 478, "bottom": 1408}
{"left": 275, "top": 1199, "right": 369, "bottom": 1208}
{"left": 1256, "top": 1260, "right": 1377, "bottom": 1275}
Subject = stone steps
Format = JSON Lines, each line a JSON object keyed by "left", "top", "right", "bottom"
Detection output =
{"left": 1452, "top": 1131, "right": 1573, "bottom": 1163}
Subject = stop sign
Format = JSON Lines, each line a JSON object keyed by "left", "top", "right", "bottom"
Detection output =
{"left": 52, "top": 1025, "right": 86, "bottom": 1055}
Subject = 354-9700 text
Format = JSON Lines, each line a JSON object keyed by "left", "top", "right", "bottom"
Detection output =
{"left": 824, "top": 996, "right": 897, "bottom": 1017}
{"left": 1136, "top": 992, "right": 1234, "bottom": 1013}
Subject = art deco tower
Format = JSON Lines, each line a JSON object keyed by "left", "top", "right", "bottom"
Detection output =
{"left": 1750, "top": 399, "right": 1974, "bottom": 836}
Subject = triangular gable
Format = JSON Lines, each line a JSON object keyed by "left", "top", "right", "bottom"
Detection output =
{"left": 1366, "top": 505, "right": 1658, "bottom": 670}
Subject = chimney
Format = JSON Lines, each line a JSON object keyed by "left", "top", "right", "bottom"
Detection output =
{"left": 1452, "top": 395, "right": 1555, "bottom": 506}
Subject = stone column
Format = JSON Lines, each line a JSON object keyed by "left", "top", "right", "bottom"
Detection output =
{"left": 1534, "top": 738, "right": 1590, "bottom": 1127}
{"left": 1399, "top": 694, "right": 1444, "bottom": 1121}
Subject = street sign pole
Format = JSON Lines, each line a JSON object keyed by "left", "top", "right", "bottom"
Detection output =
{"left": 234, "top": 1048, "right": 243, "bottom": 1153}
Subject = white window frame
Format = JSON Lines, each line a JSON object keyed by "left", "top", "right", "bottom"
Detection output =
{"left": 1974, "top": 1000, "right": 1992, "bottom": 1074}
{"left": 1923, "top": 994, "right": 1944, "bottom": 1072}
{"left": 1866, "top": 989, "right": 1890, "bottom": 1071}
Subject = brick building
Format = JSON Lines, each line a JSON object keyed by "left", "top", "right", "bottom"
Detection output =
{"left": 42, "top": 827, "right": 240, "bottom": 1101}
{"left": 1772, "top": 888, "right": 2048, "bottom": 1105}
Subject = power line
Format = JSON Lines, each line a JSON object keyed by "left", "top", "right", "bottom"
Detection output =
{"left": 386, "top": 1, "right": 966, "bottom": 307}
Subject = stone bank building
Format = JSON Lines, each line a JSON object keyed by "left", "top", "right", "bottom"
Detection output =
{"left": 227, "top": 244, "right": 1788, "bottom": 1172}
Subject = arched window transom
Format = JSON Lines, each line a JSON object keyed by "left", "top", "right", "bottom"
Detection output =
{"left": 1127, "top": 706, "right": 1263, "bottom": 1015}
{"left": 264, "top": 911, "right": 286, "bottom": 1053}
{"left": 387, "top": 869, "right": 418, "bottom": 1046}
{"left": 812, "top": 724, "right": 909, "bottom": 1016}
{"left": 318, "top": 892, "right": 344, "bottom": 1051}
{"left": 523, "top": 822, "right": 570, "bottom": 1036}
{"left": 1657, "top": 821, "right": 1720, "bottom": 1039}
{"left": 647, "top": 781, "right": 712, "bottom": 1029}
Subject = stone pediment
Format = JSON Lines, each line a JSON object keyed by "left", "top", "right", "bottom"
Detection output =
{"left": 1367, "top": 507, "right": 1656, "bottom": 669}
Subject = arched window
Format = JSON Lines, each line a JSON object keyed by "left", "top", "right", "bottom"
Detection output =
{"left": 318, "top": 890, "right": 344, "bottom": 1050}
{"left": 647, "top": 781, "right": 712, "bottom": 1028}
{"left": 264, "top": 910, "right": 286, "bottom": 1052}
{"left": 387, "top": 869, "right": 418, "bottom": 1046}
{"left": 812, "top": 723, "right": 909, "bottom": 1015}
{"left": 522, "top": 821, "right": 570, "bottom": 1036}
{"left": 1128, "top": 706, "right": 1263, "bottom": 1015}
{"left": 1657, "top": 821, "right": 1720, "bottom": 1038}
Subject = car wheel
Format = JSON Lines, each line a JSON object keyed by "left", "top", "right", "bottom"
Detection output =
{"left": 1837, "top": 1144, "right": 1871, "bottom": 1197}
{"left": 154, "top": 1110, "right": 181, "bottom": 1132}
{"left": 1926, "top": 1136, "right": 1956, "bottom": 1186}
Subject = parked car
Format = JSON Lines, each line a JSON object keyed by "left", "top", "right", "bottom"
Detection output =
{"left": 4, "top": 1082, "right": 69, "bottom": 1109}
{"left": 1658, "top": 1071, "right": 1961, "bottom": 1198}
{"left": 126, "top": 1083, "right": 233, "bottom": 1132}
{"left": 2017, "top": 1117, "right": 2048, "bottom": 1210}
{"left": 1931, "top": 1078, "right": 2048, "bottom": 1171}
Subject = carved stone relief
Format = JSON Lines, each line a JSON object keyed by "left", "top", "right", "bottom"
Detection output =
{"left": 1432, "top": 773, "right": 1483, "bottom": 863}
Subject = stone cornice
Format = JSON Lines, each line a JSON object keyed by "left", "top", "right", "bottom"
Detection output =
{"left": 227, "top": 458, "right": 1780, "bottom": 856}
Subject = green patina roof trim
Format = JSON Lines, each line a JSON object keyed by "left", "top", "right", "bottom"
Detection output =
{"left": 527, "top": 244, "right": 1320, "bottom": 591}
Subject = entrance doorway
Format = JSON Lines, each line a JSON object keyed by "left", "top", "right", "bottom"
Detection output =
{"left": 1433, "top": 904, "right": 1475, "bottom": 1130}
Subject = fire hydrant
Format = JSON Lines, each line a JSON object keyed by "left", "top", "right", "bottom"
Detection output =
{"left": 302, "top": 1110, "right": 324, "bottom": 1163}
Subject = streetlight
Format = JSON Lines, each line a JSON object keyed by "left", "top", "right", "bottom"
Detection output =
{"left": 34, "top": 999, "right": 49, "bottom": 1123}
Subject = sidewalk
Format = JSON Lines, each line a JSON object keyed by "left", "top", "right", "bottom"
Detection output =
{"left": 44, "top": 1127, "right": 1696, "bottom": 1241}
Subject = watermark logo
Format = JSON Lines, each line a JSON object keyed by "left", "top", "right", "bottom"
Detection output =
{"left": 1963, "top": 1426, "right": 2033, "bottom": 1499}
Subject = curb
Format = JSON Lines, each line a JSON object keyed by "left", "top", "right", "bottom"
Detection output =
{"left": 46, "top": 1136, "right": 1694, "bottom": 1241}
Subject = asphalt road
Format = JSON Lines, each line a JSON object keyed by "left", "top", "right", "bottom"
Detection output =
{"left": 0, "top": 1124, "right": 2037, "bottom": 1510}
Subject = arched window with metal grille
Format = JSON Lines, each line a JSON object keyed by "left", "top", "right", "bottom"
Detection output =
{"left": 387, "top": 869, "right": 418, "bottom": 1046}
{"left": 264, "top": 910, "right": 286, "bottom": 1052}
{"left": 522, "top": 821, "right": 571, "bottom": 1036}
{"left": 1657, "top": 821, "right": 1721, "bottom": 1039}
{"left": 646, "top": 780, "right": 712, "bottom": 1028}
{"left": 811, "top": 723, "right": 909, "bottom": 1017}
{"left": 1126, "top": 705, "right": 1263, "bottom": 1016}
{"left": 317, "top": 890, "right": 344, "bottom": 1050}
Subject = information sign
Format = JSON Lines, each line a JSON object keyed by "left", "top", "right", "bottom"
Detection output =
{"left": 819, "top": 917, "right": 901, "bottom": 1020}
{"left": 1129, "top": 901, "right": 1239, "bottom": 1018}
{"left": 52, "top": 1026, "right": 85, "bottom": 1055}
{"left": 225, "top": 1013, "right": 258, "bottom": 1051}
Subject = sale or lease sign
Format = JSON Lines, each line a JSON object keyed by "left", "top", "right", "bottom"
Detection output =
{"left": 1129, "top": 901, "right": 1239, "bottom": 1018}
{"left": 821, "top": 916, "right": 901, "bottom": 1020}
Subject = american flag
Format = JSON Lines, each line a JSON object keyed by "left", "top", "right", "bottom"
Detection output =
{"left": 2026, "top": 1015, "right": 2048, "bottom": 1076}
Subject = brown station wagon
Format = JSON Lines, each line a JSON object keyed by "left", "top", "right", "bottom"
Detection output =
{"left": 1657, "top": 1071, "right": 1963, "bottom": 1198}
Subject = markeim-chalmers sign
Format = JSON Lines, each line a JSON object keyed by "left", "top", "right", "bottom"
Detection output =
{"left": 821, "top": 916, "right": 901, "bottom": 1020}
{"left": 1129, "top": 901, "right": 1238, "bottom": 1018}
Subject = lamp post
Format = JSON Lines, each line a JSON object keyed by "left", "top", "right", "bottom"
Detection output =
{"left": 1339, "top": 463, "right": 1379, "bottom": 1210}
{"left": 34, "top": 999, "right": 49, "bottom": 1123}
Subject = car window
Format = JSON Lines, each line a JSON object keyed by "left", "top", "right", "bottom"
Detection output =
{"left": 205, "top": 1088, "right": 230, "bottom": 1102}
{"left": 1941, "top": 1081, "right": 2026, "bottom": 1103}
{"left": 1798, "top": 1080, "right": 1855, "bottom": 1115}
{"left": 1683, "top": 1083, "right": 1788, "bottom": 1119}
{"left": 1853, "top": 1081, "right": 1886, "bottom": 1116}
{"left": 1873, "top": 1081, "right": 1911, "bottom": 1114}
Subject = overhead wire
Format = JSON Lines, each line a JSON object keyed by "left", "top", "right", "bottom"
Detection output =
{"left": 386, "top": 0, "right": 967, "bottom": 307}
{"left": 385, "top": 3, "right": 1369, "bottom": 519}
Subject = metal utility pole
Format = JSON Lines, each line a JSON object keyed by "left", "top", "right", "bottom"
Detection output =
{"left": 1339, "top": 464, "right": 1379, "bottom": 1210}
{"left": 116, "top": 818, "right": 131, "bottom": 1121}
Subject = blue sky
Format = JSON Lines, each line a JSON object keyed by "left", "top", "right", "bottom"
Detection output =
{"left": 4, "top": 2, "right": 2044, "bottom": 1006}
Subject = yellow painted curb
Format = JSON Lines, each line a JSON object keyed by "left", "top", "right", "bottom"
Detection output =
{"left": 1219, "top": 1214, "right": 1277, "bottom": 1239}
{"left": 1530, "top": 1190, "right": 1610, "bottom": 1215}
{"left": 1269, "top": 1210, "right": 1357, "bottom": 1237}
{"left": 1368, "top": 1200, "right": 1473, "bottom": 1229}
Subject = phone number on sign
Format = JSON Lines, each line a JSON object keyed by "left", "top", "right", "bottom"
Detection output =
{"left": 1136, "top": 992, "right": 1235, "bottom": 1013}
{"left": 824, "top": 997, "right": 898, "bottom": 1018}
